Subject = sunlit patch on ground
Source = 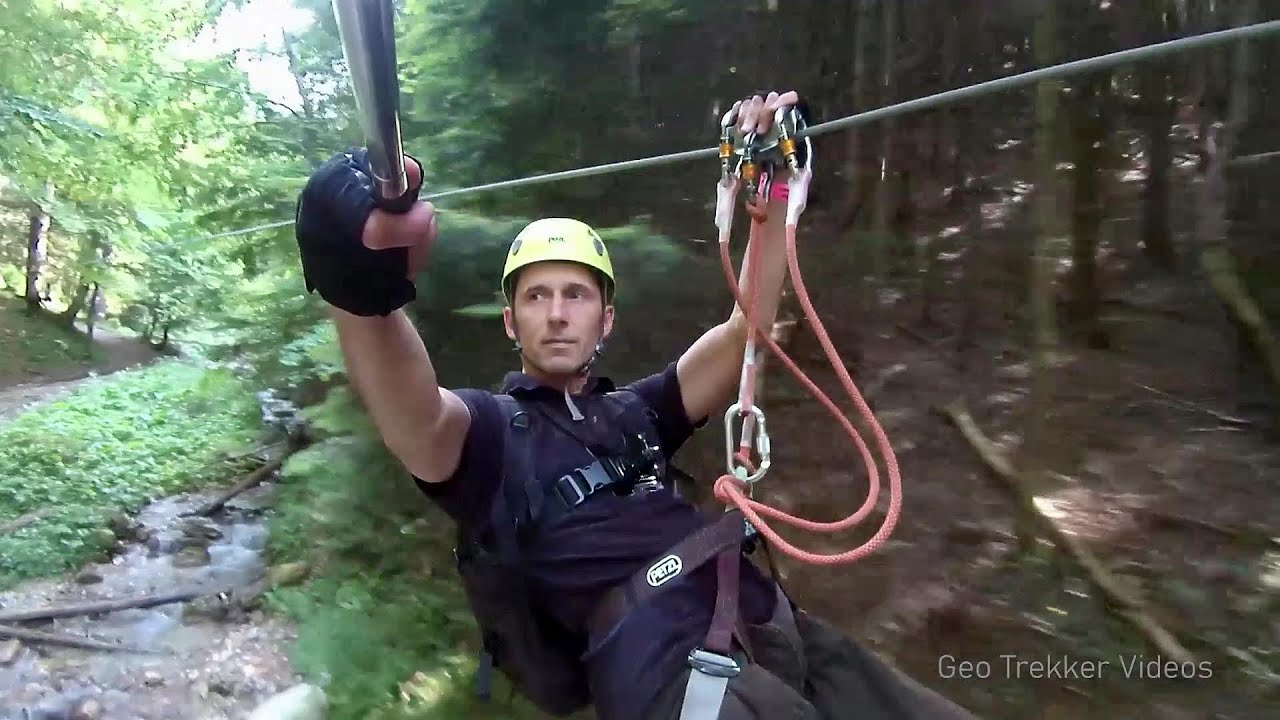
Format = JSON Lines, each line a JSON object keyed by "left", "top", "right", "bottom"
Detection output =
{"left": 1030, "top": 485, "right": 1142, "bottom": 543}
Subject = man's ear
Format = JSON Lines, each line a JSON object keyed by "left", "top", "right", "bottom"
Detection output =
{"left": 601, "top": 304, "right": 615, "bottom": 339}
{"left": 502, "top": 305, "right": 517, "bottom": 342}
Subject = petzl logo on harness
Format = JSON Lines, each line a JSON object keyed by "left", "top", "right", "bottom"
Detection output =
{"left": 646, "top": 554, "right": 683, "bottom": 587}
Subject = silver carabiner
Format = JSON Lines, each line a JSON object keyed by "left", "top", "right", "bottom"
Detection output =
{"left": 724, "top": 402, "right": 771, "bottom": 485}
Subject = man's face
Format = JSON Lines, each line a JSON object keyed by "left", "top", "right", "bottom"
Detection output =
{"left": 503, "top": 261, "right": 614, "bottom": 378}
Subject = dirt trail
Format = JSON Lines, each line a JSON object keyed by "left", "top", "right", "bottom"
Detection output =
{"left": 0, "top": 323, "right": 163, "bottom": 424}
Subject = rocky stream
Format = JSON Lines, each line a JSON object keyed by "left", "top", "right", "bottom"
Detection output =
{"left": 0, "top": 392, "right": 327, "bottom": 720}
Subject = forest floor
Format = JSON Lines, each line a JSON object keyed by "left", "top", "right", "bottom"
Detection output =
{"left": 670, "top": 226, "right": 1280, "bottom": 719}
{"left": 0, "top": 295, "right": 163, "bottom": 422}
{"left": 0, "top": 300, "right": 315, "bottom": 720}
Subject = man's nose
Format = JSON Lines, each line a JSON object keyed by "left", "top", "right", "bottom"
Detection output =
{"left": 547, "top": 294, "right": 568, "bottom": 322}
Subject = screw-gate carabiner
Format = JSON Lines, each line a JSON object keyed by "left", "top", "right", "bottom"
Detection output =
{"left": 773, "top": 104, "right": 812, "bottom": 174}
{"left": 724, "top": 402, "right": 770, "bottom": 485}
{"left": 739, "top": 130, "right": 760, "bottom": 199}
{"left": 719, "top": 119, "right": 737, "bottom": 183}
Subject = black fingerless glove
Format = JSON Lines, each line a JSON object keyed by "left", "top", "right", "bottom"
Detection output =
{"left": 295, "top": 147, "right": 422, "bottom": 317}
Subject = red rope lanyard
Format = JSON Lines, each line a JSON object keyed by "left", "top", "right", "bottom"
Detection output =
{"left": 712, "top": 110, "right": 902, "bottom": 565}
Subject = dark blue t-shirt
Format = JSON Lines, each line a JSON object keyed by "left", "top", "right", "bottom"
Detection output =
{"left": 414, "top": 361, "right": 777, "bottom": 720}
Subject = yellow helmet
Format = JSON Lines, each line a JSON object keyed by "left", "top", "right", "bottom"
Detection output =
{"left": 501, "top": 217, "right": 615, "bottom": 303}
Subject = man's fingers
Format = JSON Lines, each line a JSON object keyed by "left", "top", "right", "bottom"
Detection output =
{"left": 751, "top": 93, "right": 780, "bottom": 134}
{"left": 736, "top": 90, "right": 802, "bottom": 134}
{"left": 405, "top": 155, "right": 423, "bottom": 191}
{"left": 766, "top": 90, "right": 800, "bottom": 111}
{"left": 363, "top": 200, "right": 436, "bottom": 251}
{"left": 760, "top": 91, "right": 801, "bottom": 133}
{"left": 730, "top": 90, "right": 802, "bottom": 136}
{"left": 739, "top": 94, "right": 763, "bottom": 133}
{"left": 403, "top": 213, "right": 437, "bottom": 279}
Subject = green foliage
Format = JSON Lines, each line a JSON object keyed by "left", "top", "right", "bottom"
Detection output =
{"left": 276, "top": 321, "right": 346, "bottom": 384}
{"left": 262, "top": 385, "right": 553, "bottom": 720}
{"left": 595, "top": 219, "right": 705, "bottom": 310}
{"left": 0, "top": 91, "right": 106, "bottom": 138}
{"left": 0, "top": 359, "right": 260, "bottom": 588}
{"left": 1, "top": 0, "right": 721, "bottom": 386}
{"left": 418, "top": 211, "right": 702, "bottom": 314}
{"left": 415, "top": 212, "right": 531, "bottom": 312}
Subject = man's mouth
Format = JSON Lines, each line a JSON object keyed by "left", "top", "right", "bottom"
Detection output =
{"left": 543, "top": 339, "right": 576, "bottom": 346}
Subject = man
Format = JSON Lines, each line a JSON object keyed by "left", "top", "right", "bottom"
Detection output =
{"left": 295, "top": 92, "right": 978, "bottom": 720}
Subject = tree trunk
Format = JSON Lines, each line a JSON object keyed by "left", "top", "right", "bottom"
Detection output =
{"left": 1194, "top": 0, "right": 1279, "bottom": 430}
{"left": 841, "top": 0, "right": 875, "bottom": 230}
{"left": 1138, "top": 0, "right": 1176, "bottom": 270}
{"left": 145, "top": 304, "right": 159, "bottom": 345}
{"left": 23, "top": 182, "right": 53, "bottom": 313}
{"left": 1068, "top": 73, "right": 1110, "bottom": 349}
{"left": 86, "top": 283, "right": 103, "bottom": 341}
{"left": 920, "top": 11, "right": 961, "bottom": 327}
{"left": 281, "top": 29, "right": 321, "bottom": 164}
{"left": 871, "top": 0, "right": 897, "bottom": 283}
{"left": 59, "top": 282, "right": 91, "bottom": 327}
{"left": 1019, "top": 0, "right": 1062, "bottom": 550}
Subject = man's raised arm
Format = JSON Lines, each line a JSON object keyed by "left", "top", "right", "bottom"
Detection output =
{"left": 295, "top": 149, "right": 470, "bottom": 484}
{"left": 329, "top": 308, "right": 471, "bottom": 484}
{"left": 675, "top": 90, "right": 802, "bottom": 424}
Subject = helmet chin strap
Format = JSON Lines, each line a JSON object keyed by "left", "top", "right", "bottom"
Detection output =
{"left": 511, "top": 322, "right": 606, "bottom": 422}
{"left": 509, "top": 322, "right": 604, "bottom": 417}
{"left": 574, "top": 340, "right": 605, "bottom": 377}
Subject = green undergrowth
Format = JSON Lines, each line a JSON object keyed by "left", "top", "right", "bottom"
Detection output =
{"left": 0, "top": 295, "right": 98, "bottom": 378}
{"left": 0, "top": 359, "right": 260, "bottom": 588}
{"left": 263, "top": 384, "right": 563, "bottom": 720}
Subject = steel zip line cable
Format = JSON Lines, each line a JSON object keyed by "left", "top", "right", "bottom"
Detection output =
{"left": 182, "top": 20, "right": 1280, "bottom": 247}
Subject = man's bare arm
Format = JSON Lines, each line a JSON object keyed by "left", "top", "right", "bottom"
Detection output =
{"left": 329, "top": 300, "right": 471, "bottom": 485}
{"left": 675, "top": 182, "right": 791, "bottom": 425}
{"left": 675, "top": 89, "right": 801, "bottom": 425}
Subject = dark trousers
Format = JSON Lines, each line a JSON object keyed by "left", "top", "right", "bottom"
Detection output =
{"left": 646, "top": 589, "right": 980, "bottom": 720}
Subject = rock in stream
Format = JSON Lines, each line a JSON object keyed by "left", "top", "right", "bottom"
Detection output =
{"left": 0, "top": 482, "right": 310, "bottom": 720}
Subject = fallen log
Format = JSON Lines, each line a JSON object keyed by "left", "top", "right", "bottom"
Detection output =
{"left": 936, "top": 399, "right": 1198, "bottom": 666}
{"left": 1135, "top": 507, "right": 1276, "bottom": 547}
{"left": 895, "top": 322, "right": 945, "bottom": 351}
{"left": 186, "top": 456, "right": 286, "bottom": 517}
{"left": 194, "top": 441, "right": 286, "bottom": 470}
{"left": 1197, "top": 246, "right": 1280, "bottom": 431}
{"left": 0, "top": 623, "right": 158, "bottom": 654}
{"left": 0, "top": 588, "right": 209, "bottom": 624}
{"left": 1130, "top": 381, "right": 1254, "bottom": 428}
